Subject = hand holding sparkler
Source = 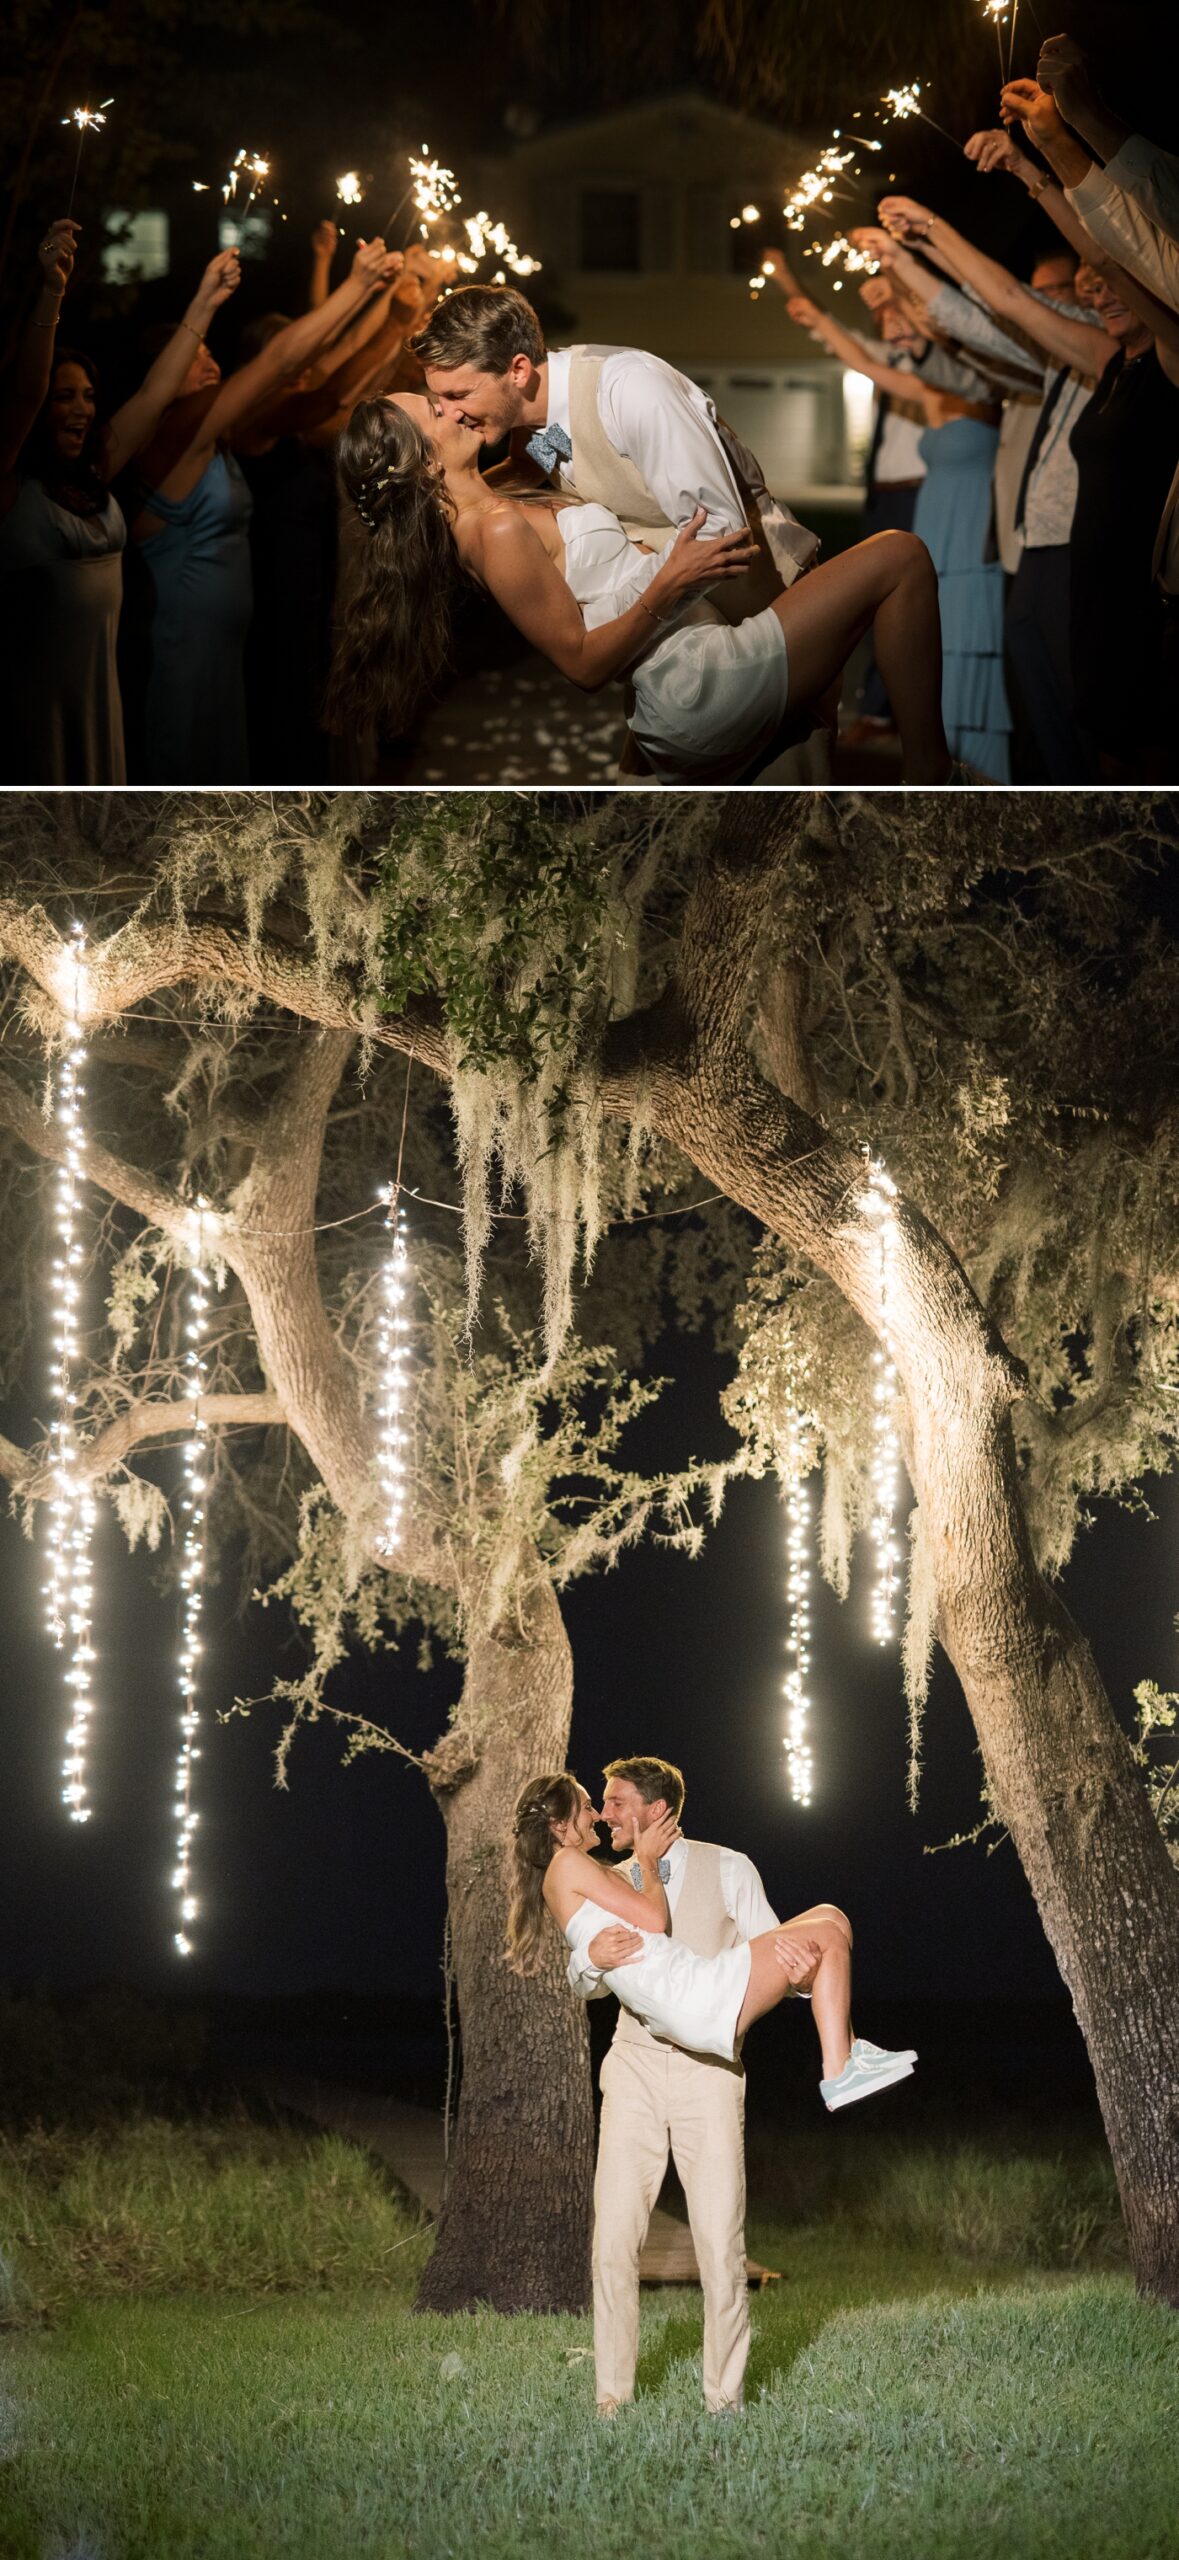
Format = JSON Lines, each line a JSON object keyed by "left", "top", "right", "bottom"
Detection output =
{"left": 1035, "top": 33, "right": 1087, "bottom": 100}
{"left": 876, "top": 196, "right": 936, "bottom": 244}
{"left": 351, "top": 237, "right": 403, "bottom": 290}
{"left": 999, "top": 77, "right": 1066, "bottom": 149}
{"left": 312, "top": 219, "right": 339, "bottom": 262}
{"left": 786, "top": 292, "right": 824, "bottom": 330}
{"left": 859, "top": 273, "right": 894, "bottom": 312}
{"left": 193, "top": 247, "right": 242, "bottom": 320}
{"left": 964, "top": 125, "right": 1026, "bottom": 176}
{"left": 37, "top": 217, "right": 79, "bottom": 302}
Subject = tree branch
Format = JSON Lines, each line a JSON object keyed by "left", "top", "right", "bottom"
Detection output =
{"left": 0, "top": 1391, "right": 286, "bottom": 1498}
{"left": 0, "top": 1061, "right": 192, "bottom": 1240}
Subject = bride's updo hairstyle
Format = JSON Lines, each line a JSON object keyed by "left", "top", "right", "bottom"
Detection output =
{"left": 326, "top": 398, "right": 458, "bottom": 740}
{"left": 505, "top": 1772, "right": 583, "bottom": 1978}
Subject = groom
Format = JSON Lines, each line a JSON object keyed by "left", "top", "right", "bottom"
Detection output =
{"left": 568, "top": 1755, "right": 815, "bottom": 2419}
{"left": 412, "top": 287, "right": 833, "bottom": 776}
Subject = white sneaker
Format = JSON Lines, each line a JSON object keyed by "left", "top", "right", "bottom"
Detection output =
{"left": 820, "top": 2037, "right": 917, "bottom": 2111}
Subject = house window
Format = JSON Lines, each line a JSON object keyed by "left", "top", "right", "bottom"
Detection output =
{"left": 101, "top": 209, "right": 170, "bottom": 285}
{"left": 579, "top": 188, "right": 641, "bottom": 272}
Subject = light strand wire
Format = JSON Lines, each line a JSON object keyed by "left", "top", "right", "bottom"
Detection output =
{"left": 44, "top": 923, "right": 98, "bottom": 1822}
{"left": 781, "top": 1397, "right": 814, "bottom": 1806}
{"left": 173, "top": 1196, "right": 214, "bottom": 1953}
{"left": 864, "top": 1148, "right": 902, "bottom": 1643}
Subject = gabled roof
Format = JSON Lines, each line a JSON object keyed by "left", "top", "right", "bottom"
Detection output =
{"left": 492, "top": 86, "right": 817, "bottom": 167}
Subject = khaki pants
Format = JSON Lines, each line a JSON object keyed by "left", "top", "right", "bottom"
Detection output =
{"left": 593, "top": 2035, "right": 749, "bottom": 2412}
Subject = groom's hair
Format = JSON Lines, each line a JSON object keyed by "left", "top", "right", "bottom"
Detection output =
{"left": 412, "top": 286, "right": 545, "bottom": 377}
{"left": 603, "top": 1756, "right": 685, "bottom": 1820}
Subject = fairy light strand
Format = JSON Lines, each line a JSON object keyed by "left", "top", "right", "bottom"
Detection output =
{"left": 44, "top": 925, "right": 98, "bottom": 1821}
{"left": 864, "top": 1152, "right": 902, "bottom": 1644}
{"left": 173, "top": 1199, "right": 216, "bottom": 1955}
{"left": 375, "top": 1191, "right": 411, "bottom": 1555}
{"left": 781, "top": 1401, "right": 814, "bottom": 1805}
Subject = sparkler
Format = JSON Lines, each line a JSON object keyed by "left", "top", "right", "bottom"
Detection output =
{"left": 43, "top": 925, "right": 98, "bottom": 1823}
{"left": 384, "top": 148, "right": 461, "bottom": 245}
{"left": 336, "top": 171, "right": 364, "bottom": 207}
{"left": 222, "top": 148, "right": 273, "bottom": 241}
{"left": 62, "top": 99, "right": 113, "bottom": 221}
{"left": 375, "top": 1189, "right": 411, "bottom": 1556}
{"left": 880, "top": 81, "right": 962, "bottom": 154}
{"left": 781, "top": 1402, "right": 814, "bottom": 1806}
{"left": 173, "top": 1199, "right": 216, "bottom": 1956}
{"left": 458, "top": 212, "right": 540, "bottom": 278}
{"left": 862, "top": 1151, "right": 902, "bottom": 1645}
{"left": 981, "top": 0, "right": 1010, "bottom": 78}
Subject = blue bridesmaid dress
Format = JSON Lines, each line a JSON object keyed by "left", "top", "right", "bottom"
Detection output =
{"left": 136, "top": 448, "right": 254, "bottom": 781}
{"left": 913, "top": 417, "right": 1011, "bottom": 782}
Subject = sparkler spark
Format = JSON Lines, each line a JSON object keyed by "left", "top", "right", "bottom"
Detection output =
{"left": 336, "top": 170, "right": 364, "bottom": 207}
{"left": 461, "top": 211, "right": 541, "bottom": 277}
{"left": 61, "top": 98, "right": 113, "bottom": 220}
{"left": 882, "top": 82, "right": 922, "bottom": 121}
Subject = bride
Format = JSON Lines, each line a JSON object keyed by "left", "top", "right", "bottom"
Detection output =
{"left": 506, "top": 1773, "right": 917, "bottom": 2111}
{"left": 328, "top": 394, "right": 956, "bottom": 782}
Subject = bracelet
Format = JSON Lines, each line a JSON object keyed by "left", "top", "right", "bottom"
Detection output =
{"left": 638, "top": 594, "right": 666, "bottom": 625}
{"left": 1026, "top": 172, "right": 1051, "bottom": 199}
{"left": 178, "top": 320, "right": 203, "bottom": 340}
{"left": 31, "top": 313, "right": 60, "bottom": 328}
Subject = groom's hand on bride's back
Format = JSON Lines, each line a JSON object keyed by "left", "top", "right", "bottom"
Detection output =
{"left": 587, "top": 1924, "right": 646, "bottom": 1969}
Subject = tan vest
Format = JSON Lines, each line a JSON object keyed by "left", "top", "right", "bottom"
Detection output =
{"left": 614, "top": 1840, "right": 743, "bottom": 2073}
{"left": 566, "top": 349, "right": 814, "bottom": 627}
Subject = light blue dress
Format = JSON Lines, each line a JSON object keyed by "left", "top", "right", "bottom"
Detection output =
{"left": 135, "top": 448, "right": 253, "bottom": 781}
{"left": 0, "top": 478, "right": 126, "bottom": 781}
{"left": 913, "top": 417, "right": 1011, "bottom": 782}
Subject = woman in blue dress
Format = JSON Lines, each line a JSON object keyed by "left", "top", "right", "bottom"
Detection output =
{"left": 127, "top": 233, "right": 402, "bottom": 782}
{"left": 772, "top": 266, "right": 1012, "bottom": 779}
{"left": 0, "top": 221, "right": 241, "bottom": 783}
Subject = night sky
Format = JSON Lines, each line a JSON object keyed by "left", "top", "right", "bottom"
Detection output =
{"left": 3, "top": 1318, "right": 1175, "bottom": 2023}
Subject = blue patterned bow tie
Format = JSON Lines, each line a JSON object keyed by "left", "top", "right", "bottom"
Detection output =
{"left": 631, "top": 1857, "right": 671, "bottom": 1887}
{"left": 525, "top": 420, "right": 573, "bottom": 475}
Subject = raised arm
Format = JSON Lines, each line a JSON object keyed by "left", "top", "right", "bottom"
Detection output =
{"left": 187, "top": 237, "right": 404, "bottom": 455}
{"left": 308, "top": 218, "right": 338, "bottom": 310}
{"left": 104, "top": 251, "right": 241, "bottom": 476}
{"left": 875, "top": 197, "right": 1115, "bottom": 376}
{"left": 0, "top": 219, "right": 77, "bottom": 486}
{"left": 468, "top": 502, "right": 757, "bottom": 692}
{"left": 1035, "top": 37, "right": 1132, "bottom": 167}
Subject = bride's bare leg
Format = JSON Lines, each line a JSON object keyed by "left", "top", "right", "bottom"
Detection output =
{"left": 736, "top": 1904, "right": 854, "bottom": 2079}
{"left": 773, "top": 532, "right": 950, "bottom": 784}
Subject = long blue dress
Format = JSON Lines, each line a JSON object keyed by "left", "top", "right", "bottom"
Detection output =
{"left": 135, "top": 448, "right": 253, "bottom": 781}
{"left": 913, "top": 417, "right": 1011, "bottom": 782}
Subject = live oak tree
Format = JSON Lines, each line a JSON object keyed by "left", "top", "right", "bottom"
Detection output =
{"left": 1, "top": 788, "right": 1178, "bottom": 2304}
{"left": 0, "top": 799, "right": 732, "bottom": 2314}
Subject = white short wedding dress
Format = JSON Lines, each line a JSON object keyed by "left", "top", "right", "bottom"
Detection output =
{"left": 557, "top": 502, "right": 789, "bottom": 782}
{"left": 564, "top": 1898, "right": 752, "bottom": 2061}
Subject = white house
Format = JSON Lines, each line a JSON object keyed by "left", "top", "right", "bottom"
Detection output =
{"left": 475, "top": 90, "right": 871, "bottom": 502}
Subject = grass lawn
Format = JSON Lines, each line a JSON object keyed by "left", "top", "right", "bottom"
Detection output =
{"left": 1, "top": 2120, "right": 1176, "bottom": 2560}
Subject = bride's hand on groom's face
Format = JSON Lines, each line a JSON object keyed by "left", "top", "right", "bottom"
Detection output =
{"left": 588, "top": 1924, "right": 645, "bottom": 1969}
{"left": 637, "top": 1807, "right": 682, "bottom": 1868}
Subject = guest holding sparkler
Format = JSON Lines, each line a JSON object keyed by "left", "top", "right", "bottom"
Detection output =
{"left": 125, "top": 231, "right": 401, "bottom": 782}
{"left": 0, "top": 222, "right": 241, "bottom": 783}
{"left": 239, "top": 235, "right": 441, "bottom": 779}
{"left": 765, "top": 256, "right": 1012, "bottom": 778}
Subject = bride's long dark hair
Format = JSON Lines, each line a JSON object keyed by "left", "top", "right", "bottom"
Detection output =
{"left": 504, "top": 1772, "right": 582, "bottom": 1978}
{"left": 327, "top": 399, "right": 460, "bottom": 739}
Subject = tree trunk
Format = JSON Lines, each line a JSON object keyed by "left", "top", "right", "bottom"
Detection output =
{"left": 416, "top": 1584, "right": 594, "bottom": 2313}
{"left": 641, "top": 1049, "right": 1179, "bottom": 2304}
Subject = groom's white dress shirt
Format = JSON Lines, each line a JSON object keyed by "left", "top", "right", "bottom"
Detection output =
{"left": 544, "top": 346, "right": 750, "bottom": 543}
{"left": 566, "top": 1832, "right": 779, "bottom": 2001}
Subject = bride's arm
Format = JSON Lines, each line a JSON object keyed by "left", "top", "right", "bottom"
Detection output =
{"left": 468, "top": 505, "right": 757, "bottom": 692}
{"left": 548, "top": 1846, "right": 669, "bottom": 1932}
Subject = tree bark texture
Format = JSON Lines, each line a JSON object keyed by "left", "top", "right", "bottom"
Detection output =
{"left": 416, "top": 1584, "right": 594, "bottom": 2313}
{"left": 629, "top": 1029, "right": 1179, "bottom": 2306}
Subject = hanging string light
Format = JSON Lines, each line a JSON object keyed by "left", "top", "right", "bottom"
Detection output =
{"left": 173, "top": 1197, "right": 216, "bottom": 1955}
{"left": 863, "top": 1150, "right": 902, "bottom": 1644}
{"left": 44, "top": 924, "right": 98, "bottom": 1823}
{"left": 375, "top": 1190, "right": 411, "bottom": 1555}
{"left": 781, "top": 1399, "right": 814, "bottom": 1806}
